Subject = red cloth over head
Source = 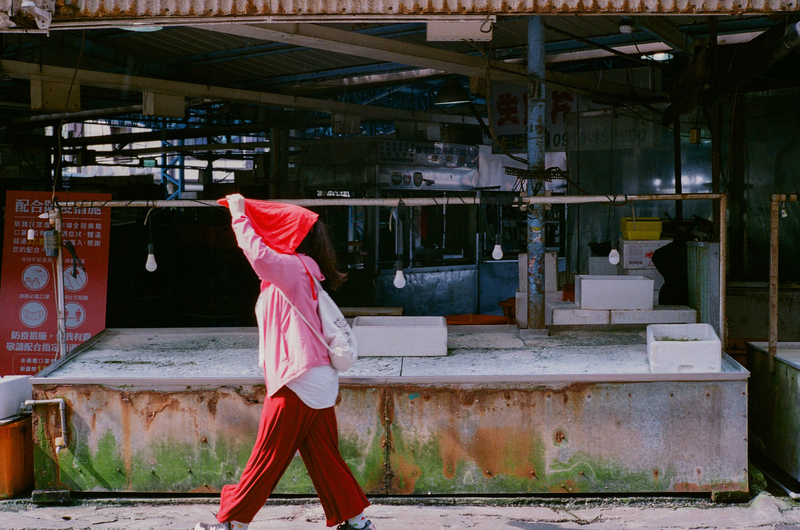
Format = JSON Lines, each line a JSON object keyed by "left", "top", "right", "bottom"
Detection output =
{"left": 219, "top": 197, "right": 319, "bottom": 254}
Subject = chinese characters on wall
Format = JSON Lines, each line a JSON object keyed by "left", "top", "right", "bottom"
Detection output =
{"left": 0, "top": 191, "right": 111, "bottom": 375}
{"left": 491, "top": 83, "right": 574, "bottom": 153}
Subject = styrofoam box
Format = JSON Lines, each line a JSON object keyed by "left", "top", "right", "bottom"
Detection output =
{"left": 620, "top": 268, "right": 665, "bottom": 306}
{"left": 646, "top": 323, "right": 721, "bottom": 373}
{"left": 551, "top": 305, "right": 610, "bottom": 325}
{"left": 353, "top": 316, "right": 447, "bottom": 356}
{"left": 0, "top": 376, "right": 32, "bottom": 421}
{"left": 619, "top": 239, "right": 671, "bottom": 269}
{"left": 575, "top": 275, "right": 654, "bottom": 310}
{"left": 610, "top": 307, "right": 697, "bottom": 325}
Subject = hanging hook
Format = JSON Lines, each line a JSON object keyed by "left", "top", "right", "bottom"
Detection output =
{"left": 480, "top": 14, "right": 494, "bottom": 34}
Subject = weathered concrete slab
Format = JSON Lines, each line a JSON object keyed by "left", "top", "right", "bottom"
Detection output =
{"left": 29, "top": 329, "right": 749, "bottom": 496}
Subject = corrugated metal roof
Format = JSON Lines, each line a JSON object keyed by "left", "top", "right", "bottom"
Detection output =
{"left": 44, "top": 0, "right": 800, "bottom": 22}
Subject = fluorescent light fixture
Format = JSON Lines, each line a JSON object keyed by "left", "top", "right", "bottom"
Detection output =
{"left": 121, "top": 25, "right": 163, "bottom": 32}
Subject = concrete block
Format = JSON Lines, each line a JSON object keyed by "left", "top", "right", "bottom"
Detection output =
{"left": 353, "top": 316, "right": 447, "bottom": 356}
{"left": 0, "top": 376, "right": 31, "bottom": 421}
{"left": 517, "top": 291, "right": 564, "bottom": 328}
{"left": 619, "top": 239, "right": 671, "bottom": 269}
{"left": 610, "top": 306, "right": 697, "bottom": 325}
{"left": 551, "top": 303, "right": 610, "bottom": 325}
{"left": 646, "top": 323, "right": 721, "bottom": 373}
{"left": 575, "top": 275, "right": 654, "bottom": 310}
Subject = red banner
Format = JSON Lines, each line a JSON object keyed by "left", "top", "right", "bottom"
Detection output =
{"left": 0, "top": 191, "right": 111, "bottom": 376}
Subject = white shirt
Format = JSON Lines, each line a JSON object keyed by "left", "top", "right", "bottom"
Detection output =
{"left": 286, "top": 364, "right": 339, "bottom": 409}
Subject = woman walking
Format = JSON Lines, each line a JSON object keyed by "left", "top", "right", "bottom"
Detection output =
{"left": 195, "top": 194, "right": 375, "bottom": 530}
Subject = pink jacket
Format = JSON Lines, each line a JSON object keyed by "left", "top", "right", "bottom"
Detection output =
{"left": 231, "top": 214, "right": 330, "bottom": 397}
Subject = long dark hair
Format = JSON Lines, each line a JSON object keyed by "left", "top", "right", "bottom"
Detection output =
{"left": 296, "top": 220, "right": 347, "bottom": 290}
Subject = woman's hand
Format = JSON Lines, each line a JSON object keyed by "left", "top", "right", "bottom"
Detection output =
{"left": 227, "top": 194, "right": 246, "bottom": 218}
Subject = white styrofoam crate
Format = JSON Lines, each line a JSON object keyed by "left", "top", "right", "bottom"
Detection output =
{"left": 575, "top": 275, "right": 654, "bottom": 310}
{"left": 551, "top": 304, "right": 610, "bottom": 325}
{"left": 610, "top": 307, "right": 697, "bottom": 325}
{"left": 0, "top": 376, "right": 32, "bottom": 421}
{"left": 619, "top": 239, "right": 671, "bottom": 269}
{"left": 517, "top": 290, "right": 563, "bottom": 328}
{"left": 353, "top": 316, "right": 447, "bottom": 356}
{"left": 646, "top": 323, "right": 721, "bottom": 373}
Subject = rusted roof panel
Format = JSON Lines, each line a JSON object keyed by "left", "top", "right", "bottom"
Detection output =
{"left": 19, "top": 0, "right": 800, "bottom": 24}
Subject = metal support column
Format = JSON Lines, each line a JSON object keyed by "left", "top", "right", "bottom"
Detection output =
{"left": 527, "top": 16, "right": 546, "bottom": 330}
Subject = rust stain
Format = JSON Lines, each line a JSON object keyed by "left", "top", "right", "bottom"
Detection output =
{"left": 554, "top": 430, "right": 566, "bottom": 444}
{"left": 389, "top": 453, "right": 422, "bottom": 494}
{"left": 673, "top": 481, "right": 744, "bottom": 492}
{"left": 380, "top": 388, "right": 395, "bottom": 428}
{"left": 207, "top": 396, "right": 218, "bottom": 416}
{"left": 121, "top": 395, "right": 132, "bottom": 483}
{"left": 438, "top": 428, "right": 469, "bottom": 479}
{"left": 653, "top": 468, "right": 660, "bottom": 482}
{"left": 189, "top": 484, "right": 218, "bottom": 493}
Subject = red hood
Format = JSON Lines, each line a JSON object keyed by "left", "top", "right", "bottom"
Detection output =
{"left": 219, "top": 197, "right": 318, "bottom": 254}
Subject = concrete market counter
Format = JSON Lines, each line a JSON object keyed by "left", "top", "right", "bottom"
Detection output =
{"left": 29, "top": 327, "right": 749, "bottom": 496}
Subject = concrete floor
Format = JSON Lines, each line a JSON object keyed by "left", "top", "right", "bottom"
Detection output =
{"left": 1, "top": 492, "right": 800, "bottom": 530}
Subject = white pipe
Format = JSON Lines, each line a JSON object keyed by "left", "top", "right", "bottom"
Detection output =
{"left": 758, "top": 467, "right": 800, "bottom": 500}
{"left": 23, "top": 399, "right": 67, "bottom": 453}
{"left": 56, "top": 193, "right": 726, "bottom": 209}
{"left": 52, "top": 210, "right": 67, "bottom": 360}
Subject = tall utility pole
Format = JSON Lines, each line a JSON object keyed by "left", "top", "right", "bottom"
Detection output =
{"left": 527, "top": 16, "right": 547, "bottom": 330}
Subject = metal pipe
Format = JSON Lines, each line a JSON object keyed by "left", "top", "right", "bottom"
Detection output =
{"left": 23, "top": 398, "right": 67, "bottom": 453}
{"left": 48, "top": 209, "right": 67, "bottom": 360}
{"left": 719, "top": 194, "right": 728, "bottom": 351}
{"left": 527, "top": 16, "right": 546, "bottom": 331}
{"left": 55, "top": 193, "right": 727, "bottom": 209}
{"left": 758, "top": 467, "right": 800, "bottom": 500}
{"left": 6, "top": 105, "right": 143, "bottom": 125}
{"left": 674, "top": 113, "right": 683, "bottom": 220}
{"left": 769, "top": 194, "right": 781, "bottom": 372}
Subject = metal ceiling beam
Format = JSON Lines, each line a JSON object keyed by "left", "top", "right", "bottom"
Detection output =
{"left": 206, "top": 24, "right": 666, "bottom": 102}
{"left": 205, "top": 23, "right": 526, "bottom": 84}
{"left": 632, "top": 16, "right": 695, "bottom": 53}
{"left": 0, "top": 59, "right": 480, "bottom": 125}
{"left": 60, "top": 120, "right": 289, "bottom": 148}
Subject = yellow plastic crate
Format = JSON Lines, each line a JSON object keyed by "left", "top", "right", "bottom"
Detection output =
{"left": 621, "top": 217, "right": 662, "bottom": 240}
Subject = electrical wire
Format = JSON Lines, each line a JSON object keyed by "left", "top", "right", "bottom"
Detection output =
{"left": 52, "top": 29, "right": 86, "bottom": 200}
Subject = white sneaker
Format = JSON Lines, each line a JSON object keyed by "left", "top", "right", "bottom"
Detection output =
{"left": 195, "top": 523, "right": 231, "bottom": 530}
{"left": 195, "top": 522, "right": 249, "bottom": 530}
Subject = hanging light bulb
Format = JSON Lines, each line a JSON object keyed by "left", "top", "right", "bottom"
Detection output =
{"left": 27, "top": 228, "right": 35, "bottom": 241}
{"left": 782, "top": 202, "right": 788, "bottom": 218}
{"left": 145, "top": 244, "right": 158, "bottom": 272}
{"left": 491, "top": 243, "right": 503, "bottom": 260}
{"left": 608, "top": 248, "right": 620, "bottom": 265}
{"left": 393, "top": 268, "right": 406, "bottom": 289}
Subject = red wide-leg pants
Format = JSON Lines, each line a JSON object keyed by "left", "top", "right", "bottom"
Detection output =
{"left": 216, "top": 386, "right": 370, "bottom": 527}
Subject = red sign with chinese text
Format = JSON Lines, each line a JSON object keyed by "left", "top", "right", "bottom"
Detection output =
{"left": 0, "top": 191, "right": 111, "bottom": 376}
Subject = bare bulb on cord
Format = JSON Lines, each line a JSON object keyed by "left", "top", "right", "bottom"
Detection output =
{"left": 393, "top": 269, "right": 406, "bottom": 289}
{"left": 491, "top": 244, "right": 503, "bottom": 260}
{"left": 145, "top": 244, "right": 158, "bottom": 272}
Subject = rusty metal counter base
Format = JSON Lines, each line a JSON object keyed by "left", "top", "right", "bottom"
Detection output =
{"left": 748, "top": 342, "right": 800, "bottom": 482}
{"left": 29, "top": 329, "right": 748, "bottom": 495}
